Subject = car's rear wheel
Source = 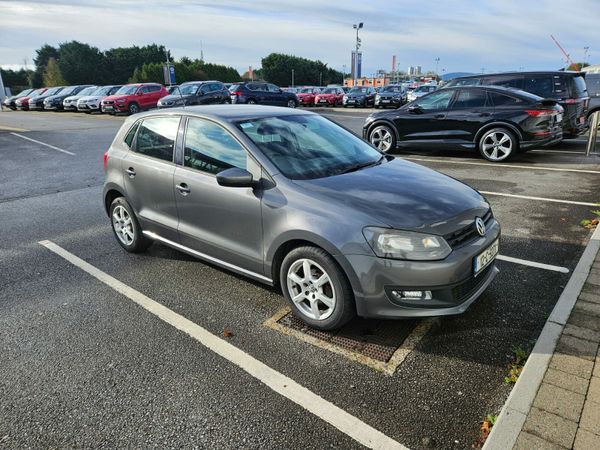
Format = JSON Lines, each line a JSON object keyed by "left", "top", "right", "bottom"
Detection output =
{"left": 280, "top": 246, "right": 355, "bottom": 331}
{"left": 287, "top": 99, "right": 297, "bottom": 108}
{"left": 247, "top": 99, "right": 257, "bottom": 104}
{"left": 478, "top": 128, "right": 516, "bottom": 162}
{"left": 369, "top": 124, "right": 396, "bottom": 153}
{"left": 109, "top": 197, "right": 152, "bottom": 253}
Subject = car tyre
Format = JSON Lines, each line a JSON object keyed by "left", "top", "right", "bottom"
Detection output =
{"left": 128, "top": 102, "right": 140, "bottom": 114}
{"left": 478, "top": 127, "right": 517, "bottom": 162}
{"left": 287, "top": 99, "right": 297, "bottom": 108}
{"left": 247, "top": 99, "right": 257, "bottom": 104}
{"left": 368, "top": 124, "right": 397, "bottom": 153}
{"left": 280, "top": 246, "right": 355, "bottom": 331}
{"left": 109, "top": 197, "right": 152, "bottom": 253}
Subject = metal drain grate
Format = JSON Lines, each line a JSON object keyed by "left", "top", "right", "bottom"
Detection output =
{"left": 277, "top": 312, "right": 419, "bottom": 362}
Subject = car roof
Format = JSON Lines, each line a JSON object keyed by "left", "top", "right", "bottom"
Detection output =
{"left": 452, "top": 71, "right": 581, "bottom": 80}
{"left": 132, "top": 104, "right": 313, "bottom": 122}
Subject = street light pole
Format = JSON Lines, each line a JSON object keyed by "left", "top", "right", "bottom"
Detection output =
{"left": 352, "top": 22, "right": 363, "bottom": 85}
{"left": 435, "top": 57, "right": 440, "bottom": 77}
{"left": 291, "top": 69, "right": 295, "bottom": 88}
{"left": 342, "top": 64, "right": 346, "bottom": 85}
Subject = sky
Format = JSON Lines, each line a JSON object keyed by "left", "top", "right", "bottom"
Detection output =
{"left": 1, "top": 0, "right": 599, "bottom": 77}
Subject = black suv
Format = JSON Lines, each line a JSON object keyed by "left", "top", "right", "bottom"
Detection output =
{"left": 585, "top": 73, "right": 600, "bottom": 120}
{"left": 444, "top": 71, "right": 589, "bottom": 138}
{"left": 157, "top": 81, "right": 230, "bottom": 109}
{"left": 229, "top": 82, "right": 298, "bottom": 107}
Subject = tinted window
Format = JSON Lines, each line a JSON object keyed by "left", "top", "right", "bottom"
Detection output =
{"left": 484, "top": 75, "right": 523, "bottom": 90}
{"left": 415, "top": 89, "right": 455, "bottom": 110}
{"left": 109, "top": 86, "right": 121, "bottom": 95}
{"left": 266, "top": 84, "right": 280, "bottom": 93}
{"left": 489, "top": 92, "right": 522, "bottom": 106}
{"left": 124, "top": 121, "right": 140, "bottom": 148}
{"left": 572, "top": 75, "right": 588, "bottom": 98}
{"left": 184, "top": 118, "right": 247, "bottom": 175}
{"left": 523, "top": 76, "right": 554, "bottom": 97}
{"left": 116, "top": 86, "right": 138, "bottom": 95}
{"left": 199, "top": 84, "right": 211, "bottom": 94}
{"left": 210, "top": 82, "right": 224, "bottom": 91}
{"left": 586, "top": 75, "right": 600, "bottom": 96}
{"left": 148, "top": 85, "right": 161, "bottom": 93}
{"left": 134, "top": 117, "right": 180, "bottom": 162}
{"left": 453, "top": 89, "right": 489, "bottom": 108}
{"left": 448, "top": 78, "right": 481, "bottom": 87}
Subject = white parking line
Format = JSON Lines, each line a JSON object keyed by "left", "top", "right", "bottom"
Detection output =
{"left": 497, "top": 255, "right": 569, "bottom": 273}
{"left": 38, "top": 240, "right": 407, "bottom": 450}
{"left": 403, "top": 157, "right": 600, "bottom": 175}
{"left": 479, "top": 191, "right": 598, "bottom": 207}
{"left": 9, "top": 132, "right": 75, "bottom": 156}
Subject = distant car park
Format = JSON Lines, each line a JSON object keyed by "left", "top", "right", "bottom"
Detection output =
{"left": 158, "top": 81, "right": 230, "bottom": 109}
{"left": 229, "top": 82, "right": 298, "bottom": 107}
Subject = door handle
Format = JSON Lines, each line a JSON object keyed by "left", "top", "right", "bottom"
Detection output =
{"left": 478, "top": 112, "right": 491, "bottom": 117}
{"left": 434, "top": 113, "right": 445, "bottom": 119}
{"left": 175, "top": 183, "right": 191, "bottom": 195}
{"left": 126, "top": 167, "right": 136, "bottom": 178}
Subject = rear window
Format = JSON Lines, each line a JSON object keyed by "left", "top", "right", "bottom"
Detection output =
{"left": 523, "top": 76, "right": 554, "bottom": 98}
{"left": 571, "top": 75, "right": 588, "bottom": 98}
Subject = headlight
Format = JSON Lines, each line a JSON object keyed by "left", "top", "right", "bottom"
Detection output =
{"left": 343, "top": 95, "right": 348, "bottom": 101}
{"left": 363, "top": 227, "right": 451, "bottom": 261}
{"left": 375, "top": 94, "right": 381, "bottom": 100}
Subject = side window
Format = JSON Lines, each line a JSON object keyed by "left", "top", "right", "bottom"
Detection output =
{"left": 139, "top": 86, "right": 150, "bottom": 94}
{"left": 199, "top": 84, "right": 210, "bottom": 95}
{"left": 124, "top": 121, "right": 140, "bottom": 148}
{"left": 148, "top": 85, "right": 161, "bottom": 93}
{"left": 486, "top": 76, "right": 523, "bottom": 90}
{"left": 184, "top": 118, "right": 247, "bottom": 175}
{"left": 134, "top": 117, "right": 180, "bottom": 162}
{"left": 452, "top": 78, "right": 480, "bottom": 87}
{"left": 267, "top": 84, "right": 280, "bottom": 93}
{"left": 211, "top": 82, "right": 224, "bottom": 92}
{"left": 416, "top": 89, "right": 455, "bottom": 110}
{"left": 523, "top": 76, "right": 554, "bottom": 97}
{"left": 246, "top": 83, "right": 259, "bottom": 91}
{"left": 489, "top": 92, "right": 522, "bottom": 106}
{"left": 452, "top": 89, "right": 489, "bottom": 108}
{"left": 110, "top": 87, "right": 120, "bottom": 94}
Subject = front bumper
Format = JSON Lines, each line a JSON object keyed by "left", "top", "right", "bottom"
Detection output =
{"left": 375, "top": 97, "right": 402, "bottom": 107}
{"left": 29, "top": 103, "right": 44, "bottom": 110}
{"left": 344, "top": 220, "right": 500, "bottom": 319}
{"left": 344, "top": 97, "right": 366, "bottom": 106}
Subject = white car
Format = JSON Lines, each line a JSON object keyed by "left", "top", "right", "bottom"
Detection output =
{"left": 407, "top": 85, "right": 438, "bottom": 103}
{"left": 63, "top": 86, "right": 97, "bottom": 111}
{"left": 77, "top": 85, "right": 122, "bottom": 113}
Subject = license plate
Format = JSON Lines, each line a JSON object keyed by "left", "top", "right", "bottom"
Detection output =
{"left": 319, "top": 99, "right": 327, "bottom": 103}
{"left": 474, "top": 239, "right": 499, "bottom": 275}
{"left": 348, "top": 99, "right": 355, "bottom": 103}
{"left": 103, "top": 106, "right": 113, "bottom": 111}
{"left": 382, "top": 99, "right": 390, "bottom": 103}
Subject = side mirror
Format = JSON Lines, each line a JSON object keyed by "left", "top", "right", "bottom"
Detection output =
{"left": 137, "top": 91, "right": 143, "bottom": 96}
{"left": 408, "top": 105, "right": 422, "bottom": 114}
{"left": 216, "top": 168, "right": 255, "bottom": 188}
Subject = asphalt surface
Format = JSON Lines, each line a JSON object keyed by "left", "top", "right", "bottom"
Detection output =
{"left": 1, "top": 108, "right": 599, "bottom": 449}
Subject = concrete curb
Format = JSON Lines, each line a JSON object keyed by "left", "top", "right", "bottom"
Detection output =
{"left": 483, "top": 225, "right": 600, "bottom": 450}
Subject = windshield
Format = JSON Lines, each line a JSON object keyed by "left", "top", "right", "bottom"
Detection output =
{"left": 91, "top": 86, "right": 111, "bottom": 96}
{"left": 383, "top": 86, "right": 402, "bottom": 93}
{"left": 180, "top": 84, "right": 200, "bottom": 95}
{"left": 61, "top": 86, "right": 78, "bottom": 96}
{"left": 16, "top": 89, "right": 33, "bottom": 97}
{"left": 115, "top": 85, "right": 138, "bottom": 95}
{"left": 322, "top": 88, "right": 337, "bottom": 94}
{"left": 237, "top": 115, "right": 382, "bottom": 180}
{"left": 29, "top": 89, "right": 45, "bottom": 98}
{"left": 299, "top": 88, "right": 314, "bottom": 93}
{"left": 45, "top": 87, "right": 63, "bottom": 95}
{"left": 77, "top": 86, "right": 97, "bottom": 96}
{"left": 349, "top": 87, "right": 368, "bottom": 94}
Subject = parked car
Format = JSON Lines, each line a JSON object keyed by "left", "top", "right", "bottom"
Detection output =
{"left": 444, "top": 71, "right": 589, "bottom": 138}
{"left": 101, "top": 83, "right": 168, "bottom": 114}
{"left": 314, "top": 87, "right": 346, "bottom": 106}
{"left": 407, "top": 84, "right": 438, "bottom": 102}
{"left": 364, "top": 86, "right": 563, "bottom": 161}
{"left": 43, "top": 85, "right": 93, "bottom": 111}
{"left": 29, "top": 86, "right": 64, "bottom": 110}
{"left": 343, "top": 86, "right": 377, "bottom": 107}
{"left": 585, "top": 73, "right": 600, "bottom": 121}
{"left": 63, "top": 86, "right": 98, "bottom": 111}
{"left": 295, "top": 87, "right": 322, "bottom": 106}
{"left": 77, "top": 85, "right": 122, "bottom": 113}
{"left": 157, "top": 81, "right": 230, "bottom": 109}
{"left": 15, "top": 88, "right": 47, "bottom": 110}
{"left": 2, "top": 88, "right": 34, "bottom": 110}
{"left": 229, "top": 82, "right": 298, "bottom": 107}
{"left": 103, "top": 105, "right": 499, "bottom": 330}
{"left": 374, "top": 85, "right": 406, "bottom": 109}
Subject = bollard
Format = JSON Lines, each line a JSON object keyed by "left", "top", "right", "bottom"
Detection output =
{"left": 587, "top": 111, "right": 600, "bottom": 156}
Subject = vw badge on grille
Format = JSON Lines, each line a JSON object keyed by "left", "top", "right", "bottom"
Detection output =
{"left": 475, "top": 217, "right": 486, "bottom": 236}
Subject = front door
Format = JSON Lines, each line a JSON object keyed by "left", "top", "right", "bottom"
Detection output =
{"left": 444, "top": 88, "right": 493, "bottom": 144}
{"left": 174, "top": 117, "right": 264, "bottom": 275}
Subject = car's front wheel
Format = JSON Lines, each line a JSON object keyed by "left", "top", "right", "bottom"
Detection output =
{"left": 128, "top": 102, "right": 140, "bottom": 114}
{"left": 287, "top": 99, "right": 297, "bottom": 108}
{"left": 280, "top": 246, "right": 355, "bottom": 331}
{"left": 109, "top": 197, "right": 152, "bottom": 253}
{"left": 478, "top": 128, "right": 516, "bottom": 162}
{"left": 369, "top": 124, "right": 397, "bottom": 153}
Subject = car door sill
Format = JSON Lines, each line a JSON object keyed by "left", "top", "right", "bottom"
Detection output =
{"left": 142, "top": 230, "right": 273, "bottom": 285}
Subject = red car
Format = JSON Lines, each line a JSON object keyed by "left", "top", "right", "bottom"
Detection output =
{"left": 297, "top": 87, "right": 322, "bottom": 106}
{"left": 314, "top": 87, "right": 346, "bottom": 107}
{"left": 15, "top": 88, "right": 47, "bottom": 110}
{"left": 101, "top": 83, "right": 168, "bottom": 115}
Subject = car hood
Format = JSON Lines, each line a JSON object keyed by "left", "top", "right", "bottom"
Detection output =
{"left": 297, "top": 93, "right": 315, "bottom": 97}
{"left": 160, "top": 94, "right": 193, "bottom": 102}
{"left": 294, "top": 158, "right": 488, "bottom": 234}
{"left": 347, "top": 92, "right": 367, "bottom": 98}
{"left": 79, "top": 95, "right": 103, "bottom": 102}
{"left": 103, "top": 95, "right": 129, "bottom": 102}
{"left": 317, "top": 93, "right": 336, "bottom": 97}
{"left": 379, "top": 91, "right": 403, "bottom": 98}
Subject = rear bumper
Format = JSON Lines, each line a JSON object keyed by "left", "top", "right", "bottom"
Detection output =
{"left": 521, "top": 130, "right": 563, "bottom": 149}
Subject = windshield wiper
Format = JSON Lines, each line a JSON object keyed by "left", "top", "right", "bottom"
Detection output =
{"left": 338, "top": 156, "right": 385, "bottom": 175}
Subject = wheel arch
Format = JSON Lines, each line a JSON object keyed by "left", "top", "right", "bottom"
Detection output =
{"left": 103, "top": 186, "right": 126, "bottom": 215}
{"left": 365, "top": 119, "right": 400, "bottom": 142}
{"left": 474, "top": 121, "right": 523, "bottom": 147}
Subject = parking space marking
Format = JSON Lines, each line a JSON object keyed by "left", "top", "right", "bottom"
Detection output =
{"left": 497, "top": 255, "right": 569, "bottom": 273}
{"left": 9, "top": 132, "right": 75, "bottom": 156}
{"left": 264, "top": 307, "right": 434, "bottom": 376}
{"left": 479, "top": 191, "right": 598, "bottom": 207}
{"left": 403, "top": 157, "right": 600, "bottom": 175}
{"left": 38, "top": 240, "right": 407, "bottom": 450}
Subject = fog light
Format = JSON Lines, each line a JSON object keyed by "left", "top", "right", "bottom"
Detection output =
{"left": 390, "top": 290, "right": 432, "bottom": 301}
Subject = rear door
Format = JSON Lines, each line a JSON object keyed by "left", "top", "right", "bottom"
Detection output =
{"left": 121, "top": 116, "right": 181, "bottom": 242}
{"left": 445, "top": 88, "right": 493, "bottom": 144}
{"left": 174, "top": 116, "right": 264, "bottom": 274}
{"left": 265, "top": 83, "right": 283, "bottom": 105}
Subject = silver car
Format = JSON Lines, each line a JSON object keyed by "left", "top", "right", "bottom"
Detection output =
{"left": 77, "top": 85, "right": 122, "bottom": 113}
{"left": 63, "top": 86, "right": 98, "bottom": 111}
{"left": 103, "top": 106, "right": 500, "bottom": 330}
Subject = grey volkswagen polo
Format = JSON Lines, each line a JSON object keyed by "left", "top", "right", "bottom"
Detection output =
{"left": 103, "top": 105, "right": 500, "bottom": 330}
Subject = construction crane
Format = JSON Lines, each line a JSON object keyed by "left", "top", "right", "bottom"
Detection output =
{"left": 550, "top": 34, "right": 577, "bottom": 71}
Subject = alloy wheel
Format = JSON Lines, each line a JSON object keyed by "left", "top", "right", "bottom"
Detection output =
{"left": 286, "top": 258, "right": 336, "bottom": 321}
{"left": 112, "top": 205, "right": 134, "bottom": 246}
{"left": 287, "top": 99, "right": 296, "bottom": 108}
{"left": 370, "top": 126, "right": 393, "bottom": 152}
{"left": 481, "top": 131, "right": 513, "bottom": 161}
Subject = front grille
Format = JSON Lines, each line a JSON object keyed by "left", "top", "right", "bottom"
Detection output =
{"left": 451, "top": 264, "right": 493, "bottom": 302}
{"left": 445, "top": 210, "right": 493, "bottom": 249}
{"left": 103, "top": 100, "right": 114, "bottom": 105}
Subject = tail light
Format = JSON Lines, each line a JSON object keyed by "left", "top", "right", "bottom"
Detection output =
{"left": 525, "top": 109, "right": 556, "bottom": 117}
{"left": 103, "top": 151, "right": 109, "bottom": 172}
{"left": 231, "top": 91, "right": 242, "bottom": 96}
{"left": 564, "top": 99, "right": 577, "bottom": 104}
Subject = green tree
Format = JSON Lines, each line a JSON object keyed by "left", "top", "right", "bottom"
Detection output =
{"left": 31, "top": 44, "right": 59, "bottom": 87}
{"left": 43, "top": 57, "right": 66, "bottom": 86}
{"left": 58, "top": 41, "right": 105, "bottom": 84}
{"left": 104, "top": 44, "right": 169, "bottom": 84}
{"left": 261, "top": 53, "right": 342, "bottom": 86}
{"left": 0, "top": 68, "right": 34, "bottom": 89}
